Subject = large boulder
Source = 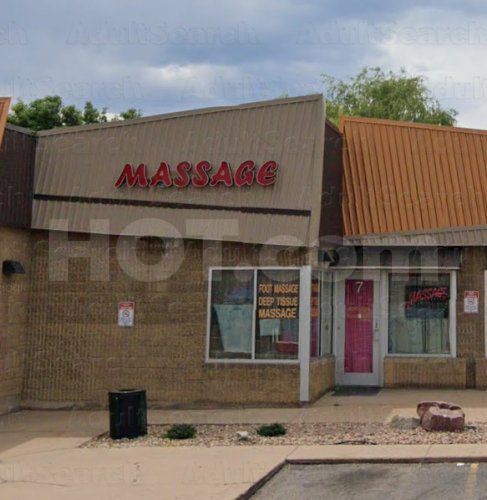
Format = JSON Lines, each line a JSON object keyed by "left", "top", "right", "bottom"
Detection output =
{"left": 421, "top": 406, "right": 465, "bottom": 432}
{"left": 417, "top": 401, "right": 462, "bottom": 419}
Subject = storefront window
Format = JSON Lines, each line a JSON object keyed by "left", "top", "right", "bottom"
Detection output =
{"left": 320, "top": 276, "right": 334, "bottom": 355}
{"left": 388, "top": 273, "right": 450, "bottom": 355}
{"left": 255, "top": 269, "right": 300, "bottom": 360}
{"left": 208, "top": 268, "right": 301, "bottom": 361}
{"left": 209, "top": 269, "right": 254, "bottom": 359}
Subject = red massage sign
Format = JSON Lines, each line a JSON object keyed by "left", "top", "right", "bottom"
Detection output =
{"left": 114, "top": 161, "right": 279, "bottom": 189}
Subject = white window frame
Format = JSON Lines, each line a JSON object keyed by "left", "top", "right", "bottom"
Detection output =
{"left": 318, "top": 270, "right": 335, "bottom": 357}
{"left": 205, "top": 266, "right": 302, "bottom": 365}
{"left": 385, "top": 269, "right": 457, "bottom": 358}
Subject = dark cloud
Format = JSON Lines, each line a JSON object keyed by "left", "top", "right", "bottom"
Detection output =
{"left": 0, "top": 0, "right": 485, "bottom": 125}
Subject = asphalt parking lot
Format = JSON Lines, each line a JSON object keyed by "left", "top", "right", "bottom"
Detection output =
{"left": 252, "top": 462, "right": 487, "bottom": 499}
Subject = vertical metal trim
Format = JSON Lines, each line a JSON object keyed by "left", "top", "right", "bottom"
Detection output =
{"left": 333, "top": 274, "right": 343, "bottom": 385}
{"left": 379, "top": 270, "right": 389, "bottom": 387}
{"left": 299, "top": 265, "right": 312, "bottom": 402}
{"left": 450, "top": 270, "right": 457, "bottom": 358}
{"left": 205, "top": 268, "right": 213, "bottom": 362}
{"left": 251, "top": 269, "right": 257, "bottom": 360}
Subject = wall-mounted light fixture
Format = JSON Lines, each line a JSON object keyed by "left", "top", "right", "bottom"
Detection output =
{"left": 2, "top": 260, "right": 25, "bottom": 276}
{"left": 321, "top": 248, "right": 339, "bottom": 266}
{"left": 138, "top": 236, "right": 167, "bottom": 254}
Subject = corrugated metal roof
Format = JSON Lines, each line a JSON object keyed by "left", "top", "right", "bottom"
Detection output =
{"left": 341, "top": 116, "right": 487, "bottom": 237}
{"left": 33, "top": 94, "right": 326, "bottom": 246}
{"left": 0, "top": 98, "right": 10, "bottom": 147}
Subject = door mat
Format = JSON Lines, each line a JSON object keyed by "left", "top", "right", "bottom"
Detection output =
{"left": 332, "top": 386, "right": 381, "bottom": 396}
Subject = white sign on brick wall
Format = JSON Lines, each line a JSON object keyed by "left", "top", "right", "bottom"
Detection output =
{"left": 464, "top": 291, "right": 479, "bottom": 314}
{"left": 118, "top": 301, "right": 135, "bottom": 327}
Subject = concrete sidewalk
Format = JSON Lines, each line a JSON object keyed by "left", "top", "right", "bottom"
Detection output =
{"left": 2, "top": 389, "right": 487, "bottom": 499}
{"left": 3, "top": 440, "right": 487, "bottom": 499}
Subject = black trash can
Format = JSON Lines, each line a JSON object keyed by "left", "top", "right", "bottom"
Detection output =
{"left": 109, "top": 389, "right": 147, "bottom": 439}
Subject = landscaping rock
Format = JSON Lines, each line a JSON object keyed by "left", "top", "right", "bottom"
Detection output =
{"left": 421, "top": 406, "right": 465, "bottom": 432}
{"left": 82, "top": 421, "right": 486, "bottom": 448}
{"left": 417, "top": 401, "right": 462, "bottom": 419}
{"left": 236, "top": 431, "right": 249, "bottom": 441}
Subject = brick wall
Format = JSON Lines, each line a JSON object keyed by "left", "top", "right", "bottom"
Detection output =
{"left": 22, "top": 232, "right": 308, "bottom": 408}
{"left": 0, "top": 227, "right": 31, "bottom": 414}
{"left": 384, "top": 357, "right": 467, "bottom": 388}
{"left": 309, "top": 356, "right": 335, "bottom": 401}
{"left": 14, "top": 233, "right": 487, "bottom": 407}
{"left": 475, "top": 358, "right": 487, "bottom": 389}
{"left": 456, "top": 247, "right": 485, "bottom": 387}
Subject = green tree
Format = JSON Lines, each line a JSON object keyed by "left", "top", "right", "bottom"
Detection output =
{"left": 61, "top": 105, "right": 83, "bottom": 127}
{"left": 119, "top": 108, "right": 142, "bottom": 120}
{"left": 7, "top": 96, "right": 144, "bottom": 131}
{"left": 82, "top": 101, "right": 108, "bottom": 124}
{"left": 323, "top": 67, "right": 457, "bottom": 127}
{"left": 8, "top": 96, "right": 64, "bottom": 131}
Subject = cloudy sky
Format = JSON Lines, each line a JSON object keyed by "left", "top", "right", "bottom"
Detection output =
{"left": 1, "top": 0, "right": 487, "bottom": 127}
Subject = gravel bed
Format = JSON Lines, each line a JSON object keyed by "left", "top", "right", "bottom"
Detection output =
{"left": 81, "top": 422, "right": 487, "bottom": 448}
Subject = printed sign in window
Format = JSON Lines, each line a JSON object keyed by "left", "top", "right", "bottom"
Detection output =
{"left": 255, "top": 270, "right": 300, "bottom": 360}
{"left": 257, "top": 273, "right": 299, "bottom": 320}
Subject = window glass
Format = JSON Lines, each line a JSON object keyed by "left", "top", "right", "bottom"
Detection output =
{"left": 320, "top": 275, "right": 334, "bottom": 355}
{"left": 209, "top": 269, "right": 254, "bottom": 359}
{"left": 255, "top": 269, "right": 300, "bottom": 360}
{"left": 388, "top": 273, "right": 450, "bottom": 355}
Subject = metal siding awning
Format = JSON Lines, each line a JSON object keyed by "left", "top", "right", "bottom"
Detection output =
{"left": 32, "top": 199, "right": 313, "bottom": 247}
{"left": 341, "top": 116, "right": 487, "bottom": 240}
{"left": 32, "top": 94, "right": 326, "bottom": 246}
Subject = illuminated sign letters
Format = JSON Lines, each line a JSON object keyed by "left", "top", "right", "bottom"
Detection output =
{"left": 114, "top": 161, "right": 279, "bottom": 189}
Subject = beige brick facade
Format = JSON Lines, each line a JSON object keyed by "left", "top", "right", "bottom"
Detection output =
{"left": 474, "top": 358, "right": 487, "bottom": 389}
{"left": 309, "top": 356, "right": 334, "bottom": 401}
{"left": 456, "top": 247, "right": 486, "bottom": 386}
{"left": 2, "top": 227, "right": 487, "bottom": 411}
{"left": 0, "top": 227, "right": 31, "bottom": 414}
{"left": 384, "top": 357, "right": 467, "bottom": 388}
{"left": 21, "top": 232, "right": 309, "bottom": 408}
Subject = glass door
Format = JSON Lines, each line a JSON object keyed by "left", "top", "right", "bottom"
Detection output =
{"left": 335, "top": 271, "right": 381, "bottom": 386}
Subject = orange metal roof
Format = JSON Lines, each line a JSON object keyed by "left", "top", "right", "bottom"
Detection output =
{"left": 0, "top": 98, "right": 10, "bottom": 147}
{"left": 341, "top": 116, "right": 487, "bottom": 236}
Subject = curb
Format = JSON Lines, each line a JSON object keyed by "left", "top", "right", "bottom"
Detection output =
{"left": 287, "top": 456, "right": 487, "bottom": 464}
{"left": 236, "top": 461, "right": 286, "bottom": 499}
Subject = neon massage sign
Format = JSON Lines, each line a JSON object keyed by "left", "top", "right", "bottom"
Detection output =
{"left": 114, "top": 161, "right": 279, "bottom": 189}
